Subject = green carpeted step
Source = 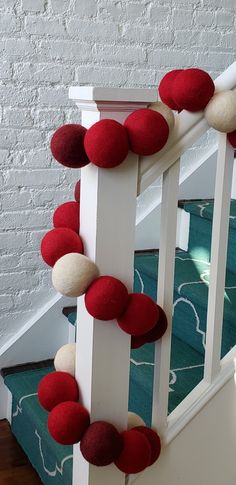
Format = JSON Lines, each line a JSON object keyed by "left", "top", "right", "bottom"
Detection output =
{"left": 4, "top": 367, "right": 73, "bottom": 485}
{"left": 183, "top": 199, "right": 236, "bottom": 228}
{"left": 4, "top": 331, "right": 204, "bottom": 485}
{"left": 183, "top": 199, "right": 236, "bottom": 274}
{"left": 134, "top": 251, "right": 236, "bottom": 357}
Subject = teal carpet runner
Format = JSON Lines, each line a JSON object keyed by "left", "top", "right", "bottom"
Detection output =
{"left": 4, "top": 199, "right": 236, "bottom": 484}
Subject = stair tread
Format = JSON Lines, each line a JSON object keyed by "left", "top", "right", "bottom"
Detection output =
{"left": 4, "top": 367, "right": 73, "bottom": 485}
{"left": 183, "top": 199, "right": 236, "bottom": 228}
{"left": 135, "top": 251, "right": 236, "bottom": 319}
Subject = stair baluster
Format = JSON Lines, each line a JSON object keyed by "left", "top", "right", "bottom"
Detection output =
{"left": 204, "top": 134, "right": 235, "bottom": 383}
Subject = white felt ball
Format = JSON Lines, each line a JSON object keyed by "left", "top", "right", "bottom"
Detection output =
{"left": 127, "top": 411, "right": 146, "bottom": 430}
{"left": 54, "top": 343, "right": 76, "bottom": 376}
{"left": 205, "top": 90, "right": 236, "bottom": 133}
{"left": 52, "top": 252, "right": 99, "bottom": 297}
{"left": 149, "top": 101, "right": 175, "bottom": 131}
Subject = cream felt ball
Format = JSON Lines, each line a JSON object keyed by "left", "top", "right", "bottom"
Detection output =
{"left": 127, "top": 412, "right": 146, "bottom": 430}
{"left": 205, "top": 91, "right": 236, "bottom": 133}
{"left": 54, "top": 343, "right": 76, "bottom": 377}
{"left": 52, "top": 253, "right": 99, "bottom": 297}
{"left": 149, "top": 101, "right": 175, "bottom": 131}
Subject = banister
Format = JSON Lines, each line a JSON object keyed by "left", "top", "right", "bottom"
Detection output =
{"left": 138, "top": 61, "right": 236, "bottom": 194}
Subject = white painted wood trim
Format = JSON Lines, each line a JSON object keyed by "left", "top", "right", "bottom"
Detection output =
{"left": 204, "top": 134, "right": 235, "bottom": 383}
{"left": 176, "top": 208, "right": 190, "bottom": 251}
{"left": 166, "top": 345, "right": 236, "bottom": 444}
{"left": 138, "top": 62, "right": 236, "bottom": 194}
{"left": 69, "top": 86, "right": 157, "bottom": 103}
{"left": 152, "top": 159, "right": 180, "bottom": 435}
{"left": 0, "top": 293, "right": 62, "bottom": 357}
{"left": 128, "top": 346, "right": 236, "bottom": 485}
{"left": 72, "top": 93, "right": 151, "bottom": 485}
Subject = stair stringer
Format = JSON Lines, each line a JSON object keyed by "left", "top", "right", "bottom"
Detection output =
{"left": 129, "top": 346, "right": 236, "bottom": 485}
{"left": 0, "top": 293, "right": 75, "bottom": 420}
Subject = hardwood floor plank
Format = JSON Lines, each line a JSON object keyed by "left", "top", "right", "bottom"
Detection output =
{"left": 0, "top": 420, "right": 42, "bottom": 484}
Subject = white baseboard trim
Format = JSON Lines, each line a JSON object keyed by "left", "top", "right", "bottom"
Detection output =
{"left": 0, "top": 293, "right": 76, "bottom": 419}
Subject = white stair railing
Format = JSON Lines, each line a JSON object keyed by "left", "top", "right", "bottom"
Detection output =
{"left": 69, "top": 61, "right": 236, "bottom": 485}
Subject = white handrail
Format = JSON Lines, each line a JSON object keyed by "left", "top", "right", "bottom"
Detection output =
{"left": 138, "top": 61, "right": 236, "bottom": 194}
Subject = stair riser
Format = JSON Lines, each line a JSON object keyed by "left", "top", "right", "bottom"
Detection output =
{"left": 187, "top": 214, "right": 236, "bottom": 275}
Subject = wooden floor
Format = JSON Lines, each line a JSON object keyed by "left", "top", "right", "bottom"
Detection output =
{"left": 0, "top": 419, "right": 42, "bottom": 484}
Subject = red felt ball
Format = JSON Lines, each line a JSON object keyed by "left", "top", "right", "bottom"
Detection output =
{"left": 172, "top": 68, "right": 215, "bottom": 112}
{"left": 133, "top": 427, "right": 161, "bottom": 466}
{"left": 227, "top": 130, "right": 236, "bottom": 148}
{"left": 114, "top": 430, "right": 151, "bottom": 474}
{"left": 38, "top": 371, "right": 79, "bottom": 412}
{"left": 145, "top": 306, "right": 168, "bottom": 343}
{"left": 50, "top": 124, "right": 90, "bottom": 169}
{"left": 40, "top": 227, "right": 84, "bottom": 267}
{"left": 48, "top": 401, "right": 90, "bottom": 445}
{"left": 124, "top": 109, "right": 169, "bottom": 156}
{"left": 117, "top": 293, "right": 159, "bottom": 336}
{"left": 80, "top": 421, "right": 123, "bottom": 466}
{"left": 159, "top": 69, "right": 184, "bottom": 110}
{"left": 84, "top": 119, "right": 129, "bottom": 168}
{"left": 74, "top": 180, "right": 81, "bottom": 202}
{"left": 131, "top": 306, "right": 168, "bottom": 348}
{"left": 85, "top": 276, "right": 129, "bottom": 321}
{"left": 131, "top": 334, "right": 147, "bottom": 349}
{"left": 53, "top": 201, "right": 80, "bottom": 233}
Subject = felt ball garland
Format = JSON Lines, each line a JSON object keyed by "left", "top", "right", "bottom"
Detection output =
{"left": 48, "top": 401, "right": 90, "bottom": 445}
{"left": 54, "top": 343, "right": 76, "bottom": 377}
{"left": 117, "top": 293, "right": 159, "bottom": 336}
{"left": 39, "top": 65, "right": 236, "bottom": 475}
{"left": 40, "top": 227, "right": 84, "bottom": 267}
{"left": 227, "top": 130, "right": 236, "bottom": 148}
{"left": 114, "top": 430, "right": 151, "bottom": 474}
{"left": 85, "top": 275, "right": 129, "bottom": 321}
{"left": 38, "top": 371, "right": 79, "bottom": 412}
{"left": 74, "top": 180, "right": 81, "bottom": 202}
{"left": 172, "top": 68, "right": 215, "bottom": 112}
{"left": 80, "top": 421, "right": 123, "bottom": 466}
{"left": 124, "top": 108, "right": 169, "bottom": 156}
{"left": 50, "top": 124, "right": 90, "bottom": 169}
{"left": 133, "top": 426, "right": 161, "bottom": 466}
{"left": 159, "top": 69, "right": 184, "bottom": 110}
{"left": 53, "top": 201, "right": 80, "bottom": 233}
{"left": 205, "top": 90, "right": 236, "bottom": 133}
{"left": 84, "top": 119, "right": 129, "bottom": 168}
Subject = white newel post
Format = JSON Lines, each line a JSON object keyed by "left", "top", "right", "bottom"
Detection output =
{"left": 69, "top": 86, "right": 157, "bottom": 485}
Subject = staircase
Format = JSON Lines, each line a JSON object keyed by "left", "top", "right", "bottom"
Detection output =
{"left": 1, "top": 62, "right": 236, "bottom": 485}
{"left": 3, "top": 198, "right": 236, "bottom": 484}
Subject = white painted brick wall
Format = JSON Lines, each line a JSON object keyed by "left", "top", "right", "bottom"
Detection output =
{"left": 0, "top": 0, "right": 235, "bottom": 346}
